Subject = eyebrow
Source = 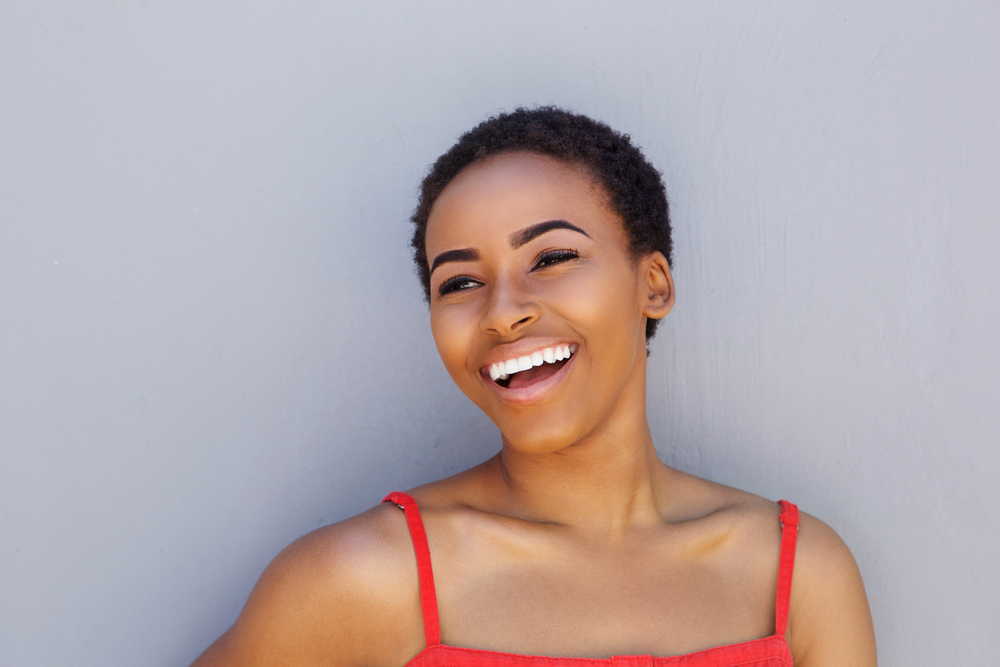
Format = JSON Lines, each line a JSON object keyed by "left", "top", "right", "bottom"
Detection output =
{"left": 508, "top": 220, "right": 591, "bottom": 249}
{"left": 429, "top": 220, "right": 591, "bottom": 275}
{"left": 430, "top": 248, "right": 480, "bottom": 275}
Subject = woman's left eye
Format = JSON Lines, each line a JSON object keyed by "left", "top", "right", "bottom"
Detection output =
{"left": 532, "top": 249, "right": 579, "bottom": 270}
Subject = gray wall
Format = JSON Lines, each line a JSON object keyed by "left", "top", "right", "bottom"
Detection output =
{"left": 2, "top": 2, "right": 997, "bottom": 665}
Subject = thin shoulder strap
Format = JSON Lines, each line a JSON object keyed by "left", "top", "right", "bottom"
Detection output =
{"left": 383, "top": 492, "right": 441, "bottom": 647}
{"left": 775, "top": 500, "right": 799, "bottom": 637}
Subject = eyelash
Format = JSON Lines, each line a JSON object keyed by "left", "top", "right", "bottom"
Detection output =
{"left": 437, "top": 249, "right": 580, "bottom": 296}
{"left": 531, "top": 249, "right": 579, "bottom": 269}
{"left": 438, "top": 276, "right": 481, "bottom": 296}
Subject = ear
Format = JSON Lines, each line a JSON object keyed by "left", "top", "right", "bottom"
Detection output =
{"left": 639, "top": 251, "right": 675, "bottom": 320}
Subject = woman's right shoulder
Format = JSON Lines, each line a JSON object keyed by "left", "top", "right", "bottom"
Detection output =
{"left": 191, "top": 501, "right": 425, "bottom": 667}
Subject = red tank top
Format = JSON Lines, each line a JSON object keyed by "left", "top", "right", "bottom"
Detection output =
{"left": 384, "top": 492, "right": 798, "bottom": 667}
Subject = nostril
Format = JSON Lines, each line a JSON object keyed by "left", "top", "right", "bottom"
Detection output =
{"left": 481, "top": 294, "right": 540, "bottom": 334}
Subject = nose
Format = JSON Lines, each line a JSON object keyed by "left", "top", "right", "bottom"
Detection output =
{"left": 480, "top": 276, "right": 541, "bottom": 335}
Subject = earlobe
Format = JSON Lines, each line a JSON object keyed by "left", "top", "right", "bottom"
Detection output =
{"left": 641, "top": 251, "right": 674, "bottom": 320}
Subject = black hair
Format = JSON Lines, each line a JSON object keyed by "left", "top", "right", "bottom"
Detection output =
{"left": 411, "top": 106, "right": 672, "bottom": 341}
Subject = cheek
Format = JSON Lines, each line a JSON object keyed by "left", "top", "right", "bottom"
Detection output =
{"left": 551, "top": 263, "right": 643, "bottom": 339}
{"left": 430, "top": 306, "right": 478, "bottom": 382}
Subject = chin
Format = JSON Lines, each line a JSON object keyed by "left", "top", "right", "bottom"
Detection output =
{"left": 498, "top": 422, "right": 589, "bottom": 456}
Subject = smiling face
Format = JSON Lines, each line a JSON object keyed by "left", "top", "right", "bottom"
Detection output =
{"left": 424, "top": 151, "right": 674, "bottom": 454}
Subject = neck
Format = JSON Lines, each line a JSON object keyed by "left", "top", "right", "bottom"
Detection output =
{"left": 490, "top": 398, "right": 671, "bottom": 538}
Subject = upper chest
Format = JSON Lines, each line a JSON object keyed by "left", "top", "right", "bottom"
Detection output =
{"left": 424, "top": 511, "right": 781, "bottom": 657}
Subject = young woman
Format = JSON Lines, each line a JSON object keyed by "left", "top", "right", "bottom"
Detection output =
{"left": 192, "top": 108, "right": 877, "bottom": 666}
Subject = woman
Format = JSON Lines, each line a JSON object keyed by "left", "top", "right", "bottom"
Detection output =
{"left": 193, "top": 108, "right": 877, "bottom": 666}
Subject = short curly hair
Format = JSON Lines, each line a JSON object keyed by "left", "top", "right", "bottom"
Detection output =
{"left": 411, "top": 106, "right": 672, "bottom": 341}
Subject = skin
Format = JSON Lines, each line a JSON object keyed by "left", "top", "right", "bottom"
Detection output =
{"left": 192, "top": 152, "right": 877, "bottom": 666}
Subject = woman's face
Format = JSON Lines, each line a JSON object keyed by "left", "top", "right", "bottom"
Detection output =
{"left": 424, "top": 151, "right": 672, "bottom": 454}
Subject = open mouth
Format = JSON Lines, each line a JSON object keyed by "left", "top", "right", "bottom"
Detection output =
{"left": 487, "top": 344, "right": 577, "bottom": 389}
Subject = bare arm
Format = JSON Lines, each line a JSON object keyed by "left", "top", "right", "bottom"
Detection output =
{"left": 190, "top": 504, "right": 424, "bottom": 667}
{"left": 788, "top": 512, "right": 877, "bottom": 667}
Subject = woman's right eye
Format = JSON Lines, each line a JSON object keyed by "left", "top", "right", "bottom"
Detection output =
{"left": 438, "top": 276, "right": 481, "bottom": 296}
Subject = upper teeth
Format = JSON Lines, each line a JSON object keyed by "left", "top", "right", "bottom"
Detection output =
{"left": 488, "top": 345, "right": 577, "bottom": 382}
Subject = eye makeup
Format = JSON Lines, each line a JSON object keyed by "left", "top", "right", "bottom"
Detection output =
{"left": 531, "top": 249, "right": 579, "bottom": 270}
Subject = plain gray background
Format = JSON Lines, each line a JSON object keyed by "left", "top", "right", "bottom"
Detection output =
{"left": 2, "top": 1, "right": 998, "bottom": 665}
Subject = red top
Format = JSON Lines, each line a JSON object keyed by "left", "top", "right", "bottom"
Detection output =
{"left": 384, "top": 492, "right": 798, "bottom": 667}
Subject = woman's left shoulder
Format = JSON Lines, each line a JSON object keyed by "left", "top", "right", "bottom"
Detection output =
{"left": 722, "top": 490, "right": 878, "bottom": 665}
{"left": 785, "top": 507, "right": 878, "bottom": 666}
{"left": 713, "top": 488, "right": 871, "bottom": 613}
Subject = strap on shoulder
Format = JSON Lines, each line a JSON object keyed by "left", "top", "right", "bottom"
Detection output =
{"left": 383, "top": 492, "right": 441, "bottom": 647}
{"left": 774, "top": 500, "right": 799, "bottom": 637}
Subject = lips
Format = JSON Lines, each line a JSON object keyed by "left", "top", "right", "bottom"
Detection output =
{"left": 487, "top": 344, "right": 577, "bottom": 383}
{"left": 504, "top": 356, "right": 568, "bottom": 389}
{"left": 479, "top": 343, "right": 578, "bottom": 403}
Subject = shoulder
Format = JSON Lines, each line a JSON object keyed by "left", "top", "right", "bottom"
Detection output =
{"left": 664, "top": 474, "right": 876, "bottom": 664}
{"left": 191, "top": 501, "right": 424, "bottom": 667}
{"left": 786, "top": 509, "right": 877, "bottom": 666}
{"left": 661, "top": 470, "right": 786, "bottom": 543}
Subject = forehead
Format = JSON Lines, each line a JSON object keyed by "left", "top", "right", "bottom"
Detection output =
{"left": 425, "top": 151, "right": 621, "bottom": 251}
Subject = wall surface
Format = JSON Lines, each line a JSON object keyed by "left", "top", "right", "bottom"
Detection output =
{"left": 2, "top": 1, "right": 998, "bottom": 665}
